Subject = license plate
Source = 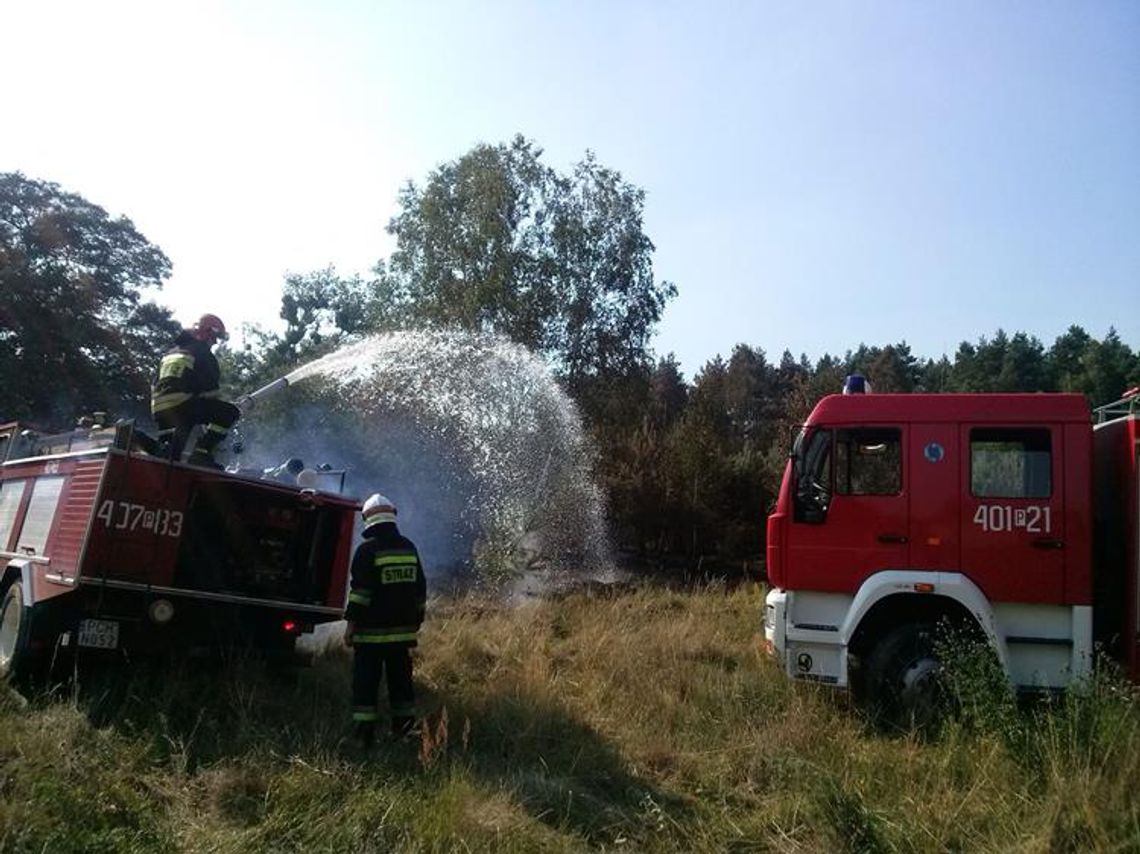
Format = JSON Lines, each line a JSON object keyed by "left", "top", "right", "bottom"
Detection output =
{"left": 77, "top": 618, "right": 119, "bottom": 649}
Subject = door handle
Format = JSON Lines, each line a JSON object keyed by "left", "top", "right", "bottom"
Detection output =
{"left": 878, "top": 533, "right": 908, "bottom": 544}
{"left": 1033, "top": 538, "right": 1064, "bottom": 550}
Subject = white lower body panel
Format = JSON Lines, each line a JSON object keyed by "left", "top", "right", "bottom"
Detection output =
{"left": 765, "top": 588, "right": 850, "bottom": 686}
{"left": 765, "top": 583, "right": 1093, "bottom": 692}
{"left": 993, "top": 602, "right": 1093, "bottom": 689}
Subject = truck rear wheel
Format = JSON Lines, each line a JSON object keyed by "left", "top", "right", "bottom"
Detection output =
{"left": 0, "top": 581, "right": 33, "bottom": 682}
{"left": 864, "top": 622, "right": 947, "bottom": 733}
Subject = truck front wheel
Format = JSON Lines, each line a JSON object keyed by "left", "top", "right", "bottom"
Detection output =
{"left": 864, "top": 622, "right": 947, "bottom": 732}
{"left": 0, "top": 581, "right": 33, "bottom": 682}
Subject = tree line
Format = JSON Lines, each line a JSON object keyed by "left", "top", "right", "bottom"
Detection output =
{"left": 2, "top": 144, "right": 1137, "bottom": 569}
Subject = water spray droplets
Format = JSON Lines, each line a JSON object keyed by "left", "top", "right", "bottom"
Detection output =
{"left": 285, "top": 330, "right": 613, "bottom": 585}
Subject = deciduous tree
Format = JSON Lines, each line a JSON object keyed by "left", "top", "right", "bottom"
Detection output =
{"left": 0, "top": 172, "right": 176, "bottom": 424}
{"left": 377, "top": 136, "right": 675, "bottom": 385}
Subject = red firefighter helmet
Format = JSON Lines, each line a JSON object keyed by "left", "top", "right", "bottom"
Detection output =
{"left": 362, "top": 493, "right": 397, "bottom": 528}
{"left": 193, "top": 313, "right": 228, "bottom": 342}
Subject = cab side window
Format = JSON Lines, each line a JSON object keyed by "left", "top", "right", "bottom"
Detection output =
{"left": 794, "top": 429, "right": 832, "bottom": 523}
{"left": 835, "top": 428, "right": 902, "bottom": 495}
{"left": 970, "top": 428, "right": 1051, "bottom": 498}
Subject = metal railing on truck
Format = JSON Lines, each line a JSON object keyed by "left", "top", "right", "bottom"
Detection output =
{"left": 0, "top": 422, "right": 125, "bottom": 463}
{"left": 1094, "top": 389, "right": 1140, "bottom": 424}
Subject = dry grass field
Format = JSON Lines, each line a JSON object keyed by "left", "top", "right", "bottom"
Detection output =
{"left": 1, "top": 582, "right": 1138, "bottom": 852}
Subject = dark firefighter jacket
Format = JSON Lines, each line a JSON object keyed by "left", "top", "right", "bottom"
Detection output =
{"left": 151, "top": 331, "right": 222, "bottom": 414}
{"left": 345, "top": 522, "right": 426, "bottom": 644}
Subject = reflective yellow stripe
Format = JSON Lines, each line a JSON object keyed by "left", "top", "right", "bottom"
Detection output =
{"left": 374, "top": 554, "right": 417, "bottom": 566}
{"left": 352, "top": 709, "right": 379, "bottom": 722}
{"left": 200, "top": 389, "right": 221, "bottom": 399}
{"left": 348, "top": 591, "right": 372, "bottom": 605}
{"left": 352, "top": 631, "right": 417, "bottom": 644}
{"left": 151, "top": 392, "right": 192, "bottom": 413}
{"left": 158, "top": 353, "right": 194, "bottom": 380}
{"left": 205, "top": 423, "right": 228, "bottom": 434}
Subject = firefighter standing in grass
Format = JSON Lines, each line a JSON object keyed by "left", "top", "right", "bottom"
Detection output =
{"left": 151, "top": 313, "right": 241, "bottom": 467}
{"left": 345, "top": 493, "right": 427, "bottom": 745}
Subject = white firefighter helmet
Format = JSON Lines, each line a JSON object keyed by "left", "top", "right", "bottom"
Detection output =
{"left": 362, "top": 493, "right": 397, "bottom": 528}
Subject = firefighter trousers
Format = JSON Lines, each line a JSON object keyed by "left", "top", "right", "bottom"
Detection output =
{"left": 352, "top": 642, "right": 416, "bottom": 738}
{"left": 156, "top": 397, "right": 240, "bottom": 460}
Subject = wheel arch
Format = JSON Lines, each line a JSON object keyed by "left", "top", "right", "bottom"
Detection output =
{"left": 0, "top": 562, "right": 38, "bottom": 681}
{"left": 841, "top": 571, "right": 1010, "bottom": 675}
{"left": 847, "top": 594, "right": 981, "bottom": 660}
{"left": 1, "top": 562, "right": 35, "bottom": 607}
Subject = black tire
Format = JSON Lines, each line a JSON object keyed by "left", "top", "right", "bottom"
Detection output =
{"left": 0, "top": 581, "right": 34, "bottom": 683}
{"left": 863, "top": 622, "right": 947, "bottom": 733}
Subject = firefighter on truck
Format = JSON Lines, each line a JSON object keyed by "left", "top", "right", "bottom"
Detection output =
{"left": 151, "top": 313, "right": 242, "bottom": 467}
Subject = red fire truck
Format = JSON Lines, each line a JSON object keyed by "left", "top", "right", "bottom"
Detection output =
{"left": 763, "top": 389, "right": 1139, "bottom": 723}
{"left": 0, "top": 420, "right": 358, "bottom": 681}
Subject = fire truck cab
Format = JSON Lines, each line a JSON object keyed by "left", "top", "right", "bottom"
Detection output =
{"left": 764, "top": 391, "right": 1139, "bottom": 719}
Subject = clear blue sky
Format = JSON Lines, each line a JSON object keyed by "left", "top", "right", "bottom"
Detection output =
{"left": 2, "top": 1, "right": 1137, "bottom": 379}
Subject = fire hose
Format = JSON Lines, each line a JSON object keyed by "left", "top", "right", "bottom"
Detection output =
{"left": 235, "top": 375, "right": 295, "bottom": 414}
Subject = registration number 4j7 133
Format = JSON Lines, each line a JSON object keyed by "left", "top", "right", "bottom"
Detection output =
{"left": 971, "top": 504, "right": 1051, "bottom": 534}
{"left": 95, "top": 500, "right": 184, "bottom": 538}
